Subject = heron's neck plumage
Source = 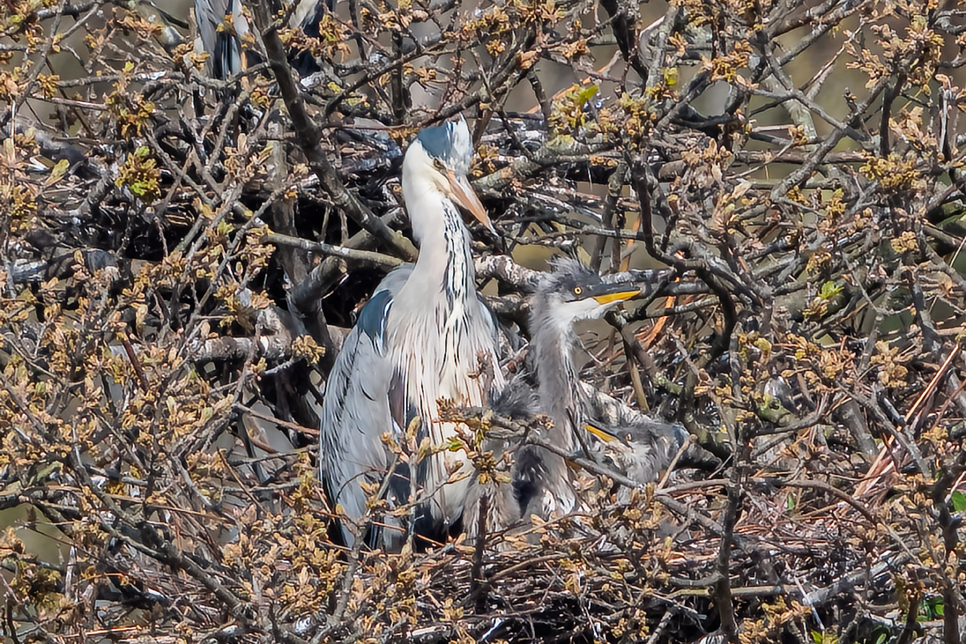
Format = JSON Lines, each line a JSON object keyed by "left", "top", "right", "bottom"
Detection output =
{"left": 391, "top": 169, "right": 504, "bottom": 524}
{"left": 399, "top": 172, "right": 478, "bottom": 323}
{"left": 531, "top": 304, "right": 582, "bottom": 453}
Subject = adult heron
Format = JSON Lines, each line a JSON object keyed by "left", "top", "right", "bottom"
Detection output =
{"left": 319, "top": 118, "right": 504, "bottom": 550}
{"left": 195, "top": 0, "right": 323, "bottom": 79}
{"left": 502, "top": 259, "right": 688, "bottom": 520}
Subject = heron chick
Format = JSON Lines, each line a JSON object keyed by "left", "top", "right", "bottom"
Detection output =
{"left": 319, "top": 118, "right": 504, "bottom": 550}
{"left": 504, "top": 259, "right": 686, "bottom": 521}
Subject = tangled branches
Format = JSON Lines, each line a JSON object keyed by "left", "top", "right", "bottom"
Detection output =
{"left": 2, "top": 0, "right": 966, "bottom": 642}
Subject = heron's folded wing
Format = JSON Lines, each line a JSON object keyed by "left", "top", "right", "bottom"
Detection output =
{"left": 319, "top": 266, "right": 412, "bottom": 547}
{"left": 194, "top": 0, "right": 243, "bottom": 79}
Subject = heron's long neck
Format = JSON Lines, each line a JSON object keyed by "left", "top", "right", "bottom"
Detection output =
{"left": 392, "top": 183, "right": 501, "bottom": 407}
{"left": 407, "top": 192, "right": 475, "bottom": 300}
{"left": 531, "top": 311, "right": 582, "bottom": 453}
{"left": 392, "top": 180, "right": 500, "bottom": 525}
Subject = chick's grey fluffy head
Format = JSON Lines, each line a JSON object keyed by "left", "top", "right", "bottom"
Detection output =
{"left": 414, "top": 116, "right": 474, "bottom": 175}
{"left": 537, "top": 257, "right": 603, "bottom": 302}
{"left": 531, "top": 257, "right": 642, "bottom": 330}
{"left": 529, "top": 257, "right": 605, "bottom": 334}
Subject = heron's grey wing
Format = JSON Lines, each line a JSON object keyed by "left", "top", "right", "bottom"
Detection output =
{"left": 194, "top": 0, "right": 241, "bottom": 79}
{"left": 281, "top": 0, "right": 325, "bottom": 76}
{"left": 319, "top": 266, "right": 412, "bottom": 548}
{"left": 194, "top": 0, "right": 223, "bottom": 56}
{"left": 289, "top": 0, "right": 324, "bottom": 30}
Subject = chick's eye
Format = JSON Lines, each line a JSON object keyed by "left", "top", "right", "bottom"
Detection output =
{"left": 573, "top": 286, "right": 582, "bottom": 295}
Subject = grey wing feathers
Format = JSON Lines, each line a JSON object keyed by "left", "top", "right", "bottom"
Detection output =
{"left": 319, "top": 266, "right": 412, "bottom": 548}
{"left": 195, "top": 0, "right": 242, "bottom": 79}
{"left": 491, "top": 375, "right": 538, "bottom": 419}
{"left": 477, "top": 292, "right": 506, "bottom": 351}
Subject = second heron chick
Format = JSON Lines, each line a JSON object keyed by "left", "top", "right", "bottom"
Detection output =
{"left": 503, "top": 259, "right": 687, "bottom": 521}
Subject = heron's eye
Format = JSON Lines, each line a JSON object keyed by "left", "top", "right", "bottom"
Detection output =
{"left": 433, "top": 158, "right": 444, "bottom": 171}
{"left": 573, "top": 286, "right": 582, "bottom": 295}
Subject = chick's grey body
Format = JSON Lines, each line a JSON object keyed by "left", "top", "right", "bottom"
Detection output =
{"left": 319, "top": 119, "right": 504, "bottom": 550}
{"left": 502, "top": 259, "right": 686, "bottom": 520}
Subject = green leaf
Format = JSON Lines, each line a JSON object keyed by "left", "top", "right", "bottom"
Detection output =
{"left": 924, "top": 596, "right": 944, "bottom": 618}
{"left": 818, "top": 281, "right": 842, "bottom": 299}
{"left": 573, "top": 83, "right": 599, "bottom": 109}
{"left": 46, "top": 158, "right": 70, "bottom": 185}
{"left": 809, "top": 630, "right": 839, "bottom": 644}
{"left": 951, "top": 491, "right": 966, "bottom": 512}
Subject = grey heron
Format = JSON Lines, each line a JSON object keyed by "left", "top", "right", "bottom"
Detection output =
{"left": 319, "top": 117, "right": 505, "bottom": 550}
{"left": 501, "top": 259, "right": 688, "bottom": 521}
{"left": 194, "top": 0, "right": 324, "bottom": 79}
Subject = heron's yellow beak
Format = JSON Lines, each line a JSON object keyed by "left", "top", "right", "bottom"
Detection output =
{"left": 584, "top": 421, "right": 620, "bottom": 443}
{"left": 591, "top": 286, "right": 641, "bottom": 306}
{"left": 445, "top": 171, "right": 493, "bottom": 232}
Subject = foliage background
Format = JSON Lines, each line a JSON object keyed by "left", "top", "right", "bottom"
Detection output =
{"left": 2, "top": 0, "right": 966, "bottom": 642}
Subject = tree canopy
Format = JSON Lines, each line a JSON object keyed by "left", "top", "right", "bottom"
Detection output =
{"left": 2, "top": 0, "right": 966, "bottom": 642}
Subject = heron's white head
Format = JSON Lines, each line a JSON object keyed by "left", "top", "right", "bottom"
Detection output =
{"left": 402, "top": 117, "right": 492, "bottom": 242}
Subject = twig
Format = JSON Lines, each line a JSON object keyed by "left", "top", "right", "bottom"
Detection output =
{"left": 251, "top": 2, "right": 416, "bottom": 262}
{"left": 470, "top": 494, "right": 490, "bottom": 614}
{"left": 263, "top": 233, "right": 403, "bottom": 271}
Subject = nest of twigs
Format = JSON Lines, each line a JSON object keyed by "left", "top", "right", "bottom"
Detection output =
{"left": 3, "top": 0, "right": 966, "bottom": 643}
